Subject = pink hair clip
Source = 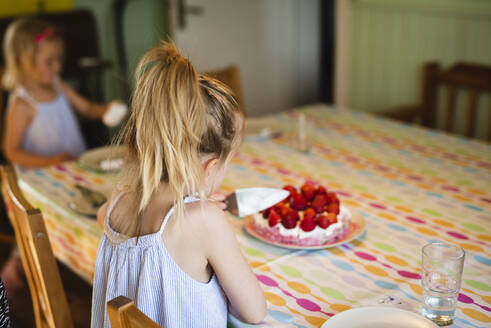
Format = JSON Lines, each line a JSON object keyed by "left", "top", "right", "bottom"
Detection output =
{"left": 34, "top": 27, "right": 54, "bottom": 44}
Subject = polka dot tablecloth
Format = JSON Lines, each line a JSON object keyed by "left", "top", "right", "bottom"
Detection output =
{"left": 15, "top": 105, "right": 490, "bottom": 327}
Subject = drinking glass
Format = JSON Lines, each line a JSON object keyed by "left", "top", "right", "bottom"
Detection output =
{"left": 296, "top": 113, "right": 310, "bottom": 152}
{"left": 421, "top": 242, "right": 465, "bottom": 326}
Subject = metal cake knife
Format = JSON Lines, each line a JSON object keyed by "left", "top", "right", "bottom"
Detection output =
{"left": 225, "top": 187, "right": 289, "bottom": 217}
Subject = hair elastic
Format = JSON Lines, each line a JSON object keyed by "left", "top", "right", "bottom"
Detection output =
{"left": 34, "top": 27, "right": 54, "bottom": 44}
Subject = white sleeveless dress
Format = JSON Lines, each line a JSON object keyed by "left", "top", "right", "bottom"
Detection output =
{"left": 11, "top": 82, "right": 86, "bottom": 159}
{"left": 91, "top": 194, "right": 228, "bottom": 328}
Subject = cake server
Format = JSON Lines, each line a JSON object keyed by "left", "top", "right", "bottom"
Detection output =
{"left": 225, "top": 188, "right": 289, "bottom": 217}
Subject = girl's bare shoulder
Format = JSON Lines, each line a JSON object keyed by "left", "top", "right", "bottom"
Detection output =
{"left": 184, "top": 200, "right": 235, "bottom": 244}
{"left": 98, "top": 187, "right": 136, "bottom": 228}
{"left": 185, "top": 200, "right": 229, "bottom": 226}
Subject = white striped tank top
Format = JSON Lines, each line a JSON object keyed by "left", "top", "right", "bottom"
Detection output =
{"left": 91, "top": 193, "right": 228, "bottom": 328}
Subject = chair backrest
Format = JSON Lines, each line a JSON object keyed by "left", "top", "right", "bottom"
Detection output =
{"left": 0, "top": 165, "right": 73, "bottom": 328}
{"left": 203, "top": 65, "right": 245, "bottom": 115}
{"left": 108, "top": 296, "right": 162, "bottom": 328}
{"left": 420, "top": 62, "right": 491, "bottom": 139}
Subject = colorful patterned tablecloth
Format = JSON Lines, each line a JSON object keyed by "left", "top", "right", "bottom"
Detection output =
{"left": 16, "top": 105, "right": 490, "bottom": 327}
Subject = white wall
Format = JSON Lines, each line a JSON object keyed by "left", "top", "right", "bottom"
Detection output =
{"left": 172, "top": 0, "right": 320, "bottom": 116}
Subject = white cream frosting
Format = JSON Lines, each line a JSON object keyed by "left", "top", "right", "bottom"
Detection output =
{"left": 298, "top": 225, "right": 325, "bottom": 239}
{"left": 253, "top": 204, "right": 351, "bottom": 240}
{"left": 278, "top": 224, "right": 298, "bottom": 236}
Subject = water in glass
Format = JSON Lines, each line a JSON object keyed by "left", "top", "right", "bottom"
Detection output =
{"left": 421, "top": 243, "right": 465, "bottom": 326}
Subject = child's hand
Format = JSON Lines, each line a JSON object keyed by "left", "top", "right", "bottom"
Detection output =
{"left": 209, "top": 192, "right": 226, "bottom": 210}
{"left": 54, "top": 152, "right": 75, "bottom": 164}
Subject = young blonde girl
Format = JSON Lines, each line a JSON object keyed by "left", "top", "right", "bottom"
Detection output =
{"left": 2, "top": 17, "right": 122, "bottom": 168}
{"left": 91, "top": 42, "right": 266, "bottom": 327}
{"left": 0, "top": 17, "right": 126, "bottom": 297}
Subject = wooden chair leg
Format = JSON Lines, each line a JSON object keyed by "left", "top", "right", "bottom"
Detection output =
{"left": 466, "top": 90, "right": 478, "bottom": 138}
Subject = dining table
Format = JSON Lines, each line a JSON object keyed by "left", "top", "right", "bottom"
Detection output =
{"left": 14, "top": 104, "right": 490, "bottom": 327}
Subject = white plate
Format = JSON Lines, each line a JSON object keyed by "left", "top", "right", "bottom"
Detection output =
{"left": 78, "top": 145, "right": 127, "bottom": 172}
{"left": 321, "top": 307, "right": 438, "bottom": 328}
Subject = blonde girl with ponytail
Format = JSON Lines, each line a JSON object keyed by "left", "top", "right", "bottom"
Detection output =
{"left": 91, "top": 41, "right": 266, "bottom": 327}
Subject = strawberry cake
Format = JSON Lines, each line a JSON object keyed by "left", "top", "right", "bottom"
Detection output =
{"left": 250, "top": 183, "right": 351, "bottom": 247}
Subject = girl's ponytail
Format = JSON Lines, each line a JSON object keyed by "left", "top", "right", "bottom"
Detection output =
{"left": 120, "top": 41, "right": 242, "bottom": 231}
{"left": 124, "top": 41, "right": 207, "bottom": 220}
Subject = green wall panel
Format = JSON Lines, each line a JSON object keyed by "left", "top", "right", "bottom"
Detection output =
{"left": 74, "top": 0, "right": 169, "bottom": 101}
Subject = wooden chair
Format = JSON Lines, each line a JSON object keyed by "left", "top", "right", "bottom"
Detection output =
{"left": 0, "top": 165, "right": 75, "bottom": 328}
{"left": 379, "top": 61, "right": 491, "bottom": 140}
{"left": 108, "top": 296, "right": 162, "bottom": 328}
{"left": 203, "top": 65, "right": 246, "bottom": 115}
{"left": 0, "top": 68, "right": 15, "bottom": 246}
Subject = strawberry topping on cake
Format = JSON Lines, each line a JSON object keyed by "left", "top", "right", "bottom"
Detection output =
{"left": 251, "top": 183, "right": 351, "bottom": 246}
